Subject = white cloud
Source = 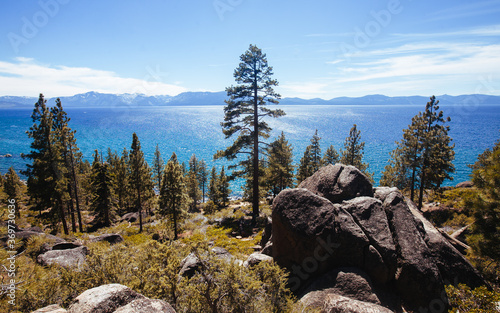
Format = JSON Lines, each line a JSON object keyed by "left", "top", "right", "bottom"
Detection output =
{"left": 279, "top": 82, "right": 329, "bottom": 99}
{"left": 0, "top": 58, "right": 188, "bottom": 97}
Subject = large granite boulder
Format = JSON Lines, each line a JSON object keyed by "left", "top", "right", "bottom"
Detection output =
{"left": 298, "top": 164, "right": 373, "bottom": 203}
{"left": 37, "top": 246, "right": 88, "bottom": 269}
{"left": 272, "top": 164, "right": 486, "bottom": 313}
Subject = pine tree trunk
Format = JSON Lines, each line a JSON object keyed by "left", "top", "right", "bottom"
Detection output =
{"left": 252, "top": 79, "right": 259, "bottom": 226}
{"left": 138, "top": 188, "right": 143, "bottom": 233}
{"left": 69, "top": 150, "right": 84, "bottom": 233}
{"left": 58, "top": 198, "right": 69, "bottom": 235}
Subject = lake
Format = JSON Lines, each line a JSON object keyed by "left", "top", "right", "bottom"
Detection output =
{"left": 1, "top": 103, "right": 499, "bottom": 196}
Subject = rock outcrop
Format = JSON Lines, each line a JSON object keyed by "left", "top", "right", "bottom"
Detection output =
{"left": 272, "top": 164, "right": 486, "bottom": 313}
{"left": 67, "top": 284, "right": 175, "bottom": 313}
{"left": 179, "top": 247, "right": 234, "bottom": 278}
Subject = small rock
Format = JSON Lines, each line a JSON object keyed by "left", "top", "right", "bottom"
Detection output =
{"left": 90, "top": 234, "right": 124, "bottom": 245}
{"left": 243, "top": 252, "right": 273, "bottom": 267}
{"left": 113, "top": 298, "right": 176, "bottom": 313}
{"left": 32, "top": 304, "right": 67, "bottom": 313}
{"left": 456, "top": 181, "right": 473, "bottom": 188}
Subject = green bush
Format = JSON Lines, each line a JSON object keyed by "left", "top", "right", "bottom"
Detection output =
{"left": 446, "top": 284, "right": 500, "bottom": 312}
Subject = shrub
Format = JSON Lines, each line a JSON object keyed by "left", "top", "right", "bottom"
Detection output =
{"left": 446, "top": 284, "right": 500, "bottom": 312}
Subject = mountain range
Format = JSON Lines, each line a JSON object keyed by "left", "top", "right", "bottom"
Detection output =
{"left": 1, "top": 91, "right": 500, "bottom": 108}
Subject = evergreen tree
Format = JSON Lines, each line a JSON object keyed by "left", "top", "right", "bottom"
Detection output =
{"left": 265, "top": 132, "right": 295, "bottom": 196}
{"left": 215, "top": 44, "right": 284, "bottom": 225}
{"left": 152, "top": 144, "right": 164, "bottom": 191}
{"left": 208, "top": 166, "right": 220, "bottom": 207}
{"left": 322, "top": 144, "right": 339, "bottom": 165}
{"left": 340, "top": 124, "right": 372, "bottom": 179}
{"left": 90, "top": 150, "right": 115, "bottom": 227}
{"left": 4, "top": 167, "right": 23, "bottom": 214}
{"left": 467, "top": 138, "right": 500, "bottom": 261}
{"left": 129, "top": 133, "right": 153, "bottom": 233}
{"left": 51, "top": 98, "right": 83, "bottom": 232}
{"left": 159, "top": 153, "right": 188, "bottom": 240}
{"left": 296, "top": 146, "right": 313, "bottom": 184}
{"left": 23, "top": 94, "right": 69, "bottom": 234}
{"left": 218, "top": 166, "right": 231, "bottom": 208}
{"left": 186, "top": 169, "right": 202, "bottom": 212}
{"left": 309, "top": 130, "right": 322, "bottom": 172}
{"left": 296, "top": 130, "right": 322, "bottom": 184}
{"left": 417, "top": 96, "right": 455, "bottom": 209}
{"left": 198, "top": 160, "right": 208, "bottom": 203}
{"left": 381, "top": 96, "right": 454, "bottom": 209}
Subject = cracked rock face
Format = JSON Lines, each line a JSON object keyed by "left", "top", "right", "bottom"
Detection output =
{"left": 272, "top": 164, "right": 486, "bottom": 313}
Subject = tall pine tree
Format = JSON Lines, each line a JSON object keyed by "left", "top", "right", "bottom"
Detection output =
{"left": 129, "top": 133, "right": 153, "bottom": 233}
{"left": 159, "top": 152, "right": 188, "bottom": 240}
{"left": 265, "top": 132, "right": 295, "bottom": 197}
{"left": 90, "top": 150, "right": 115, "bottom": 228}
{"left": 215, "top": 44, "right": 284, "bottom": 225}
{"left": 340, "top": 124, "right": 372, "bottom": 179}
{"left": 23, "top": 94, "right": 69, "bottom": 234}
{"left": 322, "top": 144, "right": 339, "bottom": 165}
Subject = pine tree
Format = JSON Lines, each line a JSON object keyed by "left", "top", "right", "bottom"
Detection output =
{"left": 4, "top": 167, "right": 23, "bottom": 214}
{"left": 152, "top": 144, "right": 164, "bottom": 191}
{"left": 218, "top": 166, "right": 231, "bottom": 208}
{"left": 23, "top": 94, "right": 69, "bottom": 234}
{"left": 381, "top": 96, "right": 454, "bottom": 209}
{"left": 90, "top": 150, "right": 115, "bottom": 228}
{"left": 265, "top": 132, "right": 295, "bottom": 196}
{"left": 129, "top": 133, "right": 153, "bottom": 233}
{"left": 296, "top": 146, "right": 313, "bottom": 184}
{"left": 208, "top": 166, "right": 220, "bottom": 207}
{"left": 296, "top": 130, "right": 322, "bottom": 184}
{"left": 417, "top": 96, "right": 455, "bottom": 209}
{"left": 309, "top": 130, "right": 322, "bottom": 173}
{"left": 322, "top": 144, "right": 339, "bottom": 165}
{"left": 186, "top": 169, "right": 202, "bottom": 212}
{"left": 215, "top": 44, "right": 284, "bottom": 225}
{"left": 51, "top": 98, "right": 83, "bottom": 232}
{"left": 340, "top": 124, "right": 372, "bottom": 179}
{"left": 467, "top": 138, "right": 500, "bottom": 261}
{"left": 198, "top": 160, "right": 208, "bottom": 203}
{"left": 159, "top": 153, "right": 188, "bottom": 240}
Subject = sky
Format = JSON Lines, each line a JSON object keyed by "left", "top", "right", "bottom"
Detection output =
{"left": 0, "top": 0, "right": 499, "bottom": 99}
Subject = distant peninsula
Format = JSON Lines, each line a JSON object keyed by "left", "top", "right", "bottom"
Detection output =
{"left": 1, "top": 91, "right": 500, "bottom": 108}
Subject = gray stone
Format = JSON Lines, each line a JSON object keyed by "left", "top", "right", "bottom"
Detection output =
{"left": 37, "top": 246, "right": 88, "bottom": 269}
{"left": 298, "top": 164, "right": 373, "bottom": 204}
{"left": 272, "top": 188, "right": 369, "bottom": 293}
{"left": 113, "top": 298, "right": 176, "bottom": 313}
{"left": 179, "top": 247, "right": 233, "bottom": 278}
{"left": 68, "top": 284, "right": 144, "bottom": 313}
{"left": 407, "top": 198, "right": 486, "bottom": 289}
{"left": 341, "top": 197, "right": 397, "bottom": 283}
{"left": 90, "top": 234, "right": 124, "bottom": 245}
{"left": 301, "top": 291, "right": 394, "bottom": 313}
{"left": 456, "top": 181, "right": 473, "bottom": 188}
{"left": 32, "top": 304, "right": 67, "bottom": 313}
{"left": 243, "top": 252, "right": 273, "bottom": 267}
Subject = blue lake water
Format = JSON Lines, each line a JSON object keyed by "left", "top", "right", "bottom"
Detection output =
{"left": 1, "top": 103, "right": 499, "bottom": 196}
